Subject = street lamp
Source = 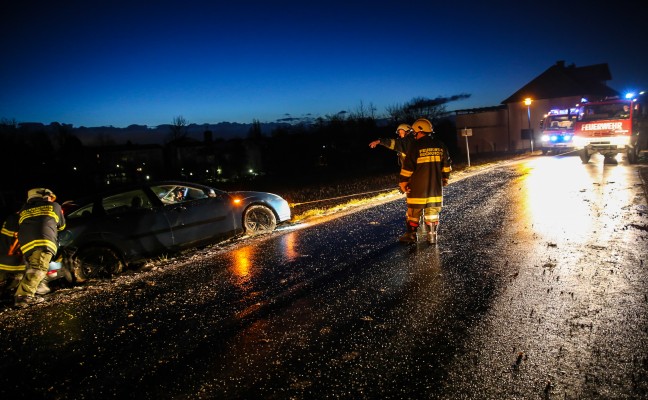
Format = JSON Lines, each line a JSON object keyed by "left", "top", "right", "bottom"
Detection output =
{"left": 524, "top": 98, "right": 533, "bottom": 152}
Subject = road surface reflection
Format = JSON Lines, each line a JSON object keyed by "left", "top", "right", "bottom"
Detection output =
{"left": 520, "top": 156, "right": 632, "bottom": 244}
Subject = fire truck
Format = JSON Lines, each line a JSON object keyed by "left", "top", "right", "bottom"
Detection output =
{"left": 573, "top": 92, "right": 647, "bottom": 164}
{"left": 539, "top": 107, "right": 579, "bottom": 155}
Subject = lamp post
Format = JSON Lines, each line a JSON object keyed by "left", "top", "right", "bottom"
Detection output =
{"left": 524, "top": 98, "right": 533, "bottom": 152}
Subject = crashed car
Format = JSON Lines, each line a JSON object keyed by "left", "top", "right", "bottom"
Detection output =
{"left": 59, "top": 181, "right": 291, "bottom": 280}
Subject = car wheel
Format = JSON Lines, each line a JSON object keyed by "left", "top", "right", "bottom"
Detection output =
{"left": 73, "top": 247, "right": 124, "bottom": 282}
{"left": 243, "top": 205, "right": 277, "bottom": 234}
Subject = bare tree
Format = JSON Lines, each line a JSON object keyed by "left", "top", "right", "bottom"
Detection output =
{"left": 247, "top": 119, "right": 263, "bottom": 139}
{"left": 0, "top": 118, "right": 17, "bottom": 130}
{"left": 169, "top": 115, "right": 188, "bottom": 142}
{"left": 385, "top": 103, "right": 405, "bottom": 123}
{"left": 350, "top": 100, "right": 377, "bottom": 120}
{"left": 387, "top": 94, "right": 470, "bottom": 124}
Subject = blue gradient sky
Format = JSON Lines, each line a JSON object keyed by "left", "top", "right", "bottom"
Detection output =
{"left": 2, "top": 1, "right": 646, "bottom": 128}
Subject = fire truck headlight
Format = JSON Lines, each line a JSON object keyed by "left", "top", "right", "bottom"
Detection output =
{"left": 572, "top": 136, "right": 585, "bottom": 148}
{"left": 541, "top": 134, "right": 549, "bottom": 142}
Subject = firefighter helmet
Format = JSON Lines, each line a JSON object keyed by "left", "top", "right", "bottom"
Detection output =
{"left": 27, "top": 188, "right": 56, "bottom": 202}
{"left": 412, "top": 118, "right": 433, "bottom": 133}
{"left": 395, "top": 123, "right": 412, "bottom": 135}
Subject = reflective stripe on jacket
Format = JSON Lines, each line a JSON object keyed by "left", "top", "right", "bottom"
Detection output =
{"left": 399, "top": 135, "right": 452, "bottom": 209}
{"left": 18, "top": 199, "right": 66, "bottom": 256}
{"left": 0, "top": 213, "right": 24, "bottom": 270}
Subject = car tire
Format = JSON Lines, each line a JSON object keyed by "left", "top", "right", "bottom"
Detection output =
{"left": 243, "top": 205, "right": 277, "bottom": 234}
{"left": 73, "top": 247, "right": 125, "bottom": 282}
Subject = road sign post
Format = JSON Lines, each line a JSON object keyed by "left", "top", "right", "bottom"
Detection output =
{"left": 461, "top": 128, "right": 472, "bottom": 167}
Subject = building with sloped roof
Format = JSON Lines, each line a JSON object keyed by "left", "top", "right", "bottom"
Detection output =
{"left": 455, "top": 61, "right": 619, "bottom": 155}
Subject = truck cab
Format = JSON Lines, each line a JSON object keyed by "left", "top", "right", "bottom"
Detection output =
{"left": 572, "top": 93, "right": 647, "bottom": 164}
{"left": 539, "top": 107, "right": 579, "bottom": 155}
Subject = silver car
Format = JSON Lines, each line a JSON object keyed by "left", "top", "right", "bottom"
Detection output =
{"left": 59, "top": 180, "right": 291, "bottom": 280}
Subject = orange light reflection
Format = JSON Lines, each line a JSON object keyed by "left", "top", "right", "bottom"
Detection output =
{"left": 229, "top": 246, "right": 254, "bottom": 285}
{"left": 279, "top": 232, "right": 299, "bottom": 262}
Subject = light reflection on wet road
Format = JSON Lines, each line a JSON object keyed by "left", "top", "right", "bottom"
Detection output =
{"left": 443, "top": 155, "right": 647, "bottom": 399}
{"left": 0, "top": 155, "right": 646, "bottom": 399}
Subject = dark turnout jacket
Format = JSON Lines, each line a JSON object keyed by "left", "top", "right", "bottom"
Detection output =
{"left": 0, "top": 213, "right": 24, "bottom": 272}
{"left": 18, "top": 199, "right": 66, "bottom": 256}
{"left": 399, "top": 135, "right": 452, "bottom": 208}
{"left": 377, "top": 135, "right": 415, "bottom": 166}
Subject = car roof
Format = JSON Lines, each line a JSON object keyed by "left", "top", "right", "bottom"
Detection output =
{"left": 62, "top": 181, "right": 225, "bottom": 207}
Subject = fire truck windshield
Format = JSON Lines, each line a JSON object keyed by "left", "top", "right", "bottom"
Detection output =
{"left": 545, "top": 115, "right": 575, "bottom": 130}
{"left": 580, "top": 102, "right": 631, "bottom": 121}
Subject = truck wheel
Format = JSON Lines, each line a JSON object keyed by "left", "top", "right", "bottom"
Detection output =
{"left": 627, "top": 147, "right": 638, "bottom": 164}
{"left": 579, "top": 149, "right": 590, "bottom": 164}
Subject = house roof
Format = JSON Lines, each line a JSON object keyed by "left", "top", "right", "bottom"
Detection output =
{"left": 501, "top": 61, "right": 618, "bottom": 104}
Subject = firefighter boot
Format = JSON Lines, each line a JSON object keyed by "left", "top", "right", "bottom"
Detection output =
{"left": 399, "top": 223, "right": 418, "bottom": 243}
{"left": 14, "top": 295, "right": 45, "bottom": 308}
{"left": 36, "top": 280, "right": 51, "bottom": 295}
{"left": 426, "top": 222, "right": 438, "bottom": 244}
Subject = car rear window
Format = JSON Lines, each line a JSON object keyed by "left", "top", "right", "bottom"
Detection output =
{"left": 103, "top": 189, "right": 152, "bottom": 215}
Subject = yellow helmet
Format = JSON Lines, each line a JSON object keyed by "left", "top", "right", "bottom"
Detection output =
{"left": 412, "top": 118, "right": 433, "bottom": 133}
{"left": 395, "top": 124, "right": 412, "bottom": 135}
{"left": 27, "top": 188, "right": 56, "bottom": 202}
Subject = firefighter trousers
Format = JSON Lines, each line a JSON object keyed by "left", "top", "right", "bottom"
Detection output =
{"left": 405, "top": 206, "right": 441, "bottom": 229}
{"left": 15, "top": 248, "right": 52, "bottom": 297}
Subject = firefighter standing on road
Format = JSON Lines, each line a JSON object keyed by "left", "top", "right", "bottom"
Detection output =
{"left": 14, "top": 188, "right": 65, "bottom": 308}
{"left": 369, "top": 124, "right": 415, "bottom": 167}
{"left": 398, "top": 118, "right": 452, "bottom": 244}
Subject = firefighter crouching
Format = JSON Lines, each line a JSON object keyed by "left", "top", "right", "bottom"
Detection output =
{"left": 398, "top": 118, "right": 452, "bottom": 244}
{"left": 14, "top": 188, "right": 65, "bottom": 308}
{"left": 0, "top": 212, "right": 25, "bottom": 298}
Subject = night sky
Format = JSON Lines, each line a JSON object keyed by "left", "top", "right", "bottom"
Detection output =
{"left": 2, "top": 0, "right": 646, "bottom": 128}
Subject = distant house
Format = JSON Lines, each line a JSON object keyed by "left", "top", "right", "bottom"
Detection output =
{"left": 454, "top": 61, "right": 619, "bottom": 154}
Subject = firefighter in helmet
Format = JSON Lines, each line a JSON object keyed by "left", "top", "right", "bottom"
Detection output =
{"left": 398, "top": 118, "right": 452, "bottom": 244}
{"left": 0, "top": 212, "right": 25, "bottom": 297}
{"left": 369, "top": 123, "right": 415, "bottom": 167}
{"left": 14, "top": 188, "right": 65, "bottom": 308}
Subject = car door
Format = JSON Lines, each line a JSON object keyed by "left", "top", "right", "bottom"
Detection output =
{"left": 150, "top": 184, "right": 239, "bottom": 248}
{"left": 94, "top": 188, "right": 174, "bottom": 259}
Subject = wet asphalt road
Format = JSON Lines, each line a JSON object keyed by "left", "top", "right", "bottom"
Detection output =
{"left": 1, "top": 154, "right": 647, "bottom": 399}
